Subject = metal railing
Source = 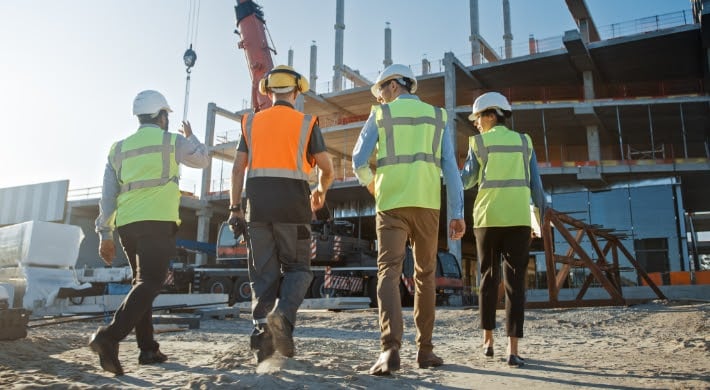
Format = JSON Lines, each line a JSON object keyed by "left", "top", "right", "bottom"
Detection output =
{"left": 313, "top": 10, "right": 693, "bottom": 94}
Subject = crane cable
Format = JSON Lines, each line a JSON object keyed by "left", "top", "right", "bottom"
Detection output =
{"left": 183, "top": 0, "right": 201, "bottom": 122}
{"left": 185, "top": 0, "right": 201, "bottom": 49}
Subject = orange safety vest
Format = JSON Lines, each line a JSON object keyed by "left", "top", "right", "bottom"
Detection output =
{"left": 241, "top": 105, "right": 317, "bottom": 180}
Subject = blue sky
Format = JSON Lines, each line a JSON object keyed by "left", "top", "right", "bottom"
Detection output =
{"left": 0, "top": 0, "right": 691, "bottom": 194}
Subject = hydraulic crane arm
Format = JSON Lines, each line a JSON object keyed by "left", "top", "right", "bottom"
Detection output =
{"left": 234, "top": 0, "right": 275, "bottom": 112}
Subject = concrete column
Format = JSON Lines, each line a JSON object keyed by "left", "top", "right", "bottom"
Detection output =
{"left": 422, "top": 56, "right": 431, "bottom": 75}
{"left": 200, "top": 103, "right": 216, "bottom": 199}
{"left": 309, "top": 41, "right": 318, "bottom": 93}
{"left": 582, "top": 71, "right": 600, "bottom": 161}
{"left": 579, "top": 18, "right": 590, "bottom": 44}
{"left": 287, "top": 48, "right": 294, "bottom": 67}
{"left": 383, "top": 22, "right": 392, "bottom": 68}
{"left": 469, "top": 0, "right": 481, "bottom": 65}
{"left": 582, "top": 70, "right": 595, "bottom": 100}
{"left": 295, "top": 94, "right": 305, "bottom": 112}
{"left": 502, "top": 0, "right": 513, "bottom": 58}
{"left": 195, "top": 206, "right": 213, "bottom": 266}
{"left": 332, "top": 0, "right": 345, "bottom": 92}
{"left": 443, "top": 52, "right": 462, "bottom": 272}
{"left": 586, "top": 126, "right": 601, "bottom": 161}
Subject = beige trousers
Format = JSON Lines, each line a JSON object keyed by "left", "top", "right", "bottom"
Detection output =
{"left": 375, "top": 207, "right": 440, "bottom": 353}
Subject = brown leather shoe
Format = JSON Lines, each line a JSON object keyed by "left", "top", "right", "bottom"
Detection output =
{"left": 416, "top": 350, "right": 444, "bottom": 368}
{"left": 368, "top": 348, "right": 400, "bottom": 376}
{"left": 88, "top": 329, "right": 124, "bottom": 376}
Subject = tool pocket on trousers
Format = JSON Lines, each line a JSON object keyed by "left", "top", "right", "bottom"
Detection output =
{"left": 295, "top": 224, "right": 312, "bottom": 266}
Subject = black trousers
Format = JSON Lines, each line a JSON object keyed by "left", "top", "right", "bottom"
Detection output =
{"left": 474, "top": 226, "right": 531, "bottom": 338}
{"left": 102, "top": 221, "right": 176, "bottom": 352}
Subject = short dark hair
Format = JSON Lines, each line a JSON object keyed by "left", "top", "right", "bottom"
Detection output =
{"left": 395, "top": 78, "right": 413, "bottom": 93}
{"left": 481, "top": 108, "right": 510, "bottom": 125}
{"left": 137, "top": 109, "right": 167, "bottom": 125}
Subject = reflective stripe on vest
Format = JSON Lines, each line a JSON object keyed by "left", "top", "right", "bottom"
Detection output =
{"left": 471, "top": 126, "right": 533, "bottom": 228}
{"left": 473, "top": 133, "right": 530, "bottom": 189}
{"left": 376, "top": 104, "right": 444, "bottom": 168}
{"left": 109, "top": 126, "right": 180, "bottom": 227}
{"left": 112, "top": 131, "right": 178, "bottom": 193}
{"left": 373, "top": 98, "right": 446, "bottom": 212}
{"left": 243, "top": 112, "right": 313, "bottom": 181}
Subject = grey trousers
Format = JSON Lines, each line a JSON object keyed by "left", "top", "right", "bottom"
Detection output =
{"left": 246, "top": 221, "right": 313, "bottom": 327}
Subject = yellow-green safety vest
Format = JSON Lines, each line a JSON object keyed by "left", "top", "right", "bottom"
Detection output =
{"left": 373, "top": 98, "right": 447, "bottom": 212}
{"left": 471, "top": 125, "right": 532, "bottom": 227}
{"left": 109, "top": 125, "right": 180, "bottom": 227}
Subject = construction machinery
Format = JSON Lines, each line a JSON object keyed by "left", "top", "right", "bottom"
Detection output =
{"left": 159, "top": 0, "right": 466, "bottom": 308}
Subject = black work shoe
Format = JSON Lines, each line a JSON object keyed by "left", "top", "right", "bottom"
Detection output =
{"left": 250, "top": 324, "right": 275, "bottom": 363}
{"left": 484, "top": 346, "right": 494, "bottom": 357}
{"left": 267, "top": 311, "right": 294, "bottom": 358}
{"left": 88, "top": 329, "right": 124, "bottom": 376}
{"left": 139, "top": 349, "right": 168, "bottom": 365}
{"left": 507, "top": 354, "right": 525, "bottom": 367}
{"left": 369, "top": 348, "right": 400, "bottom": 375}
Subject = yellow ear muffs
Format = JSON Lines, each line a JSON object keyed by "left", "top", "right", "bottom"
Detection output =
{"left": 258, "top": 77, "right": 268, "bottom": 95}
{"left": 259, "top": 67, "right": 309, "bottom": 95}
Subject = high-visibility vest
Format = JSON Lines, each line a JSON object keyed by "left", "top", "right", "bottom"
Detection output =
{"left": 373, "top": 98, "right": 447, "bottom": 212}
{"left": 471, "top": 125, "right": 532, "bottom": 227}
{"left": 109, "top": 125, "right": 180, "bottom": 227}
{"left": 241, "top": 105, "right": 317, "bottom": 180}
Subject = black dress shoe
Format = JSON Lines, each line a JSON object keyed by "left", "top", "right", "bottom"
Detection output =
{"left": 507, "top": 354, "right": 525, "bottom": 367}
{"left": 484, "top": 346, "right": 494, "bottom": 357}
{"left": 139, "top": 349, "right": 168, "bottom": 365}
{"left": 369, "top": 348, "right": 400, "bottom": 376}
{"left": 88, "top": 330, "right": 124, "bottom": 376}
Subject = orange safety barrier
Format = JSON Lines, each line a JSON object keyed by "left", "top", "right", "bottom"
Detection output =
{"left": 694, "top": 270, "right": 710, "bottom": 285}
{"left": 669, "top": 271, "right": 691, "bottom": 285}
{"left": 641, "top": 272, "right": 663, "bottom": 286}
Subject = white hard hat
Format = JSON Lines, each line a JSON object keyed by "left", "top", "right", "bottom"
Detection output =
{"left": 371, "top": 63, "right": 417, "bottom": 97}
{"left": 132, "top": 90, "right": 173, "bottom": 117}
{"left": 469, "top": 92, "right": 512, "bottom": 121}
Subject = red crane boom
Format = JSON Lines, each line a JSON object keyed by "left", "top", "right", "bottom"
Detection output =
{"left": 234, "top": 0, "right": 275, "bottom": 112}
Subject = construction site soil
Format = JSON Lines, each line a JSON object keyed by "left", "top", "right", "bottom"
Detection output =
{"left": 1, "top": 300, "right": 708, "bottom": 389}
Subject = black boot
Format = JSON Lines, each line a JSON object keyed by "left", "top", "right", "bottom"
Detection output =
{"left": 250, "top": 324, "right": 274, "bottom": 363}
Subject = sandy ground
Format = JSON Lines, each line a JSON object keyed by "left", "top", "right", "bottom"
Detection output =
{"left": 1, "top": 300, "right": 708, "bottom": 389}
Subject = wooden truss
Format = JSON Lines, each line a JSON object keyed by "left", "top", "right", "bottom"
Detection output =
{"left": 536, "top": 208, "right": 667, "bottom": 308}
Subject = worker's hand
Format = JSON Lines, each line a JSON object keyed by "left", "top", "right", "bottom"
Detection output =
{"left": 449, "top": 218, "right": 466, "bottom": 240}
{"left": 310, "top": 186, "right": 326, "bottom": 211}
{"left": 179, "top": 120, "right": 193, "bottom": 138}
{"left": 366, "top": 180, "right": 375, "bottom": 196}
{"left": 228, "top": 212, "right": 247, "bottom": 240}
{"left": 99, "top": 239, "right": 116, "bottom": 266}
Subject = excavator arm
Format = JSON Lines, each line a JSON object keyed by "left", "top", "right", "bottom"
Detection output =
{"left": 234, "top": 0, "right": 275, "bottom": 112}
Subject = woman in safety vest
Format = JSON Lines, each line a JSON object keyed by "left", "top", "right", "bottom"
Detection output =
{"left": 461, "top": 92, "right": 547, "bottom": 368}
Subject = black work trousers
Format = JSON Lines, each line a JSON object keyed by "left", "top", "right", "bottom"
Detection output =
{"left": 474, "top": 226, "right": 531, "bottom": 338}
{"left": 102, "top": 220, "right": 176, "bottom": 352}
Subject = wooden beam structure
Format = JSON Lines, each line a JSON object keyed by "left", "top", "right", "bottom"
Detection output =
{"left": 539, "top": 208, "right": 666, "bottom": 308}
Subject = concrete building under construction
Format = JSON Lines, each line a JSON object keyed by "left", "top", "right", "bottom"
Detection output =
{"left": 2, "top": 0, "right": 708, "bottom": 297}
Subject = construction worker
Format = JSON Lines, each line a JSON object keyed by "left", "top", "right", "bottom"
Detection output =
{"left": 91, "top": 90, "right": 209, "bottom": 375}
{"left": 352, "top": 64, "right": 466, "bottom": 375}
{"left": 229, "top": 65, "right": 334, "bottom": 363}
{"left": 461, "top": 91, "right": 547, "bottom": 368}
